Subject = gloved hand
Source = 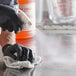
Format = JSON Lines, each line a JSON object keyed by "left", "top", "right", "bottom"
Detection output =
{"left": 2, "top": 44, "right": 41, "bottom": 69}
{"left": 2, "top": 44, "right": 35, "bottom": 63}
{"left": 0, "top": 4, "right": 23, "bottom": 33}
{"left": 0, "top": 0, "right": 32, "bottom": 33}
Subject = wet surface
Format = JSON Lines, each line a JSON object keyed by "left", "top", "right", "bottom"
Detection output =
{"left": 1, "top": 29, "right": 76, "bottom": 76}
{"left": 0, "top": 63, "right": 35, "bottom": 76}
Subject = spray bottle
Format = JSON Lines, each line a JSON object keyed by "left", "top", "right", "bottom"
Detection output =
{"left": 47, "top": 0, "right": 76, "bottom": 24}
{"left": 16, "top": 0, "right": 35, "bottom": 39}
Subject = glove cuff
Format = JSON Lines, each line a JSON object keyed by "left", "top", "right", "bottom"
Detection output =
{"left": 2, "top": 44, "right": 12, "bottom": 54}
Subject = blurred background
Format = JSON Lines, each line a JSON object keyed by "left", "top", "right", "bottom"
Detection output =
{"left": 1, "top": 0, "right": 76, "bottom": 76}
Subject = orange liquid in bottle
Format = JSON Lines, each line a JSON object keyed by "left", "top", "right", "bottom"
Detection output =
{"left": 16, "top": 0, "right": 35, "bottom": 40}
{"left": 16, "top": 0, "right": 35, "bottom": 46}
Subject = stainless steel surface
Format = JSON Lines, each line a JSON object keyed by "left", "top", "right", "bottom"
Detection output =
{"left": 35, "top": 30, "right": 76, "bottom": 76}
{"left": 1, "top": 29, "right": 76, "bottom": 76}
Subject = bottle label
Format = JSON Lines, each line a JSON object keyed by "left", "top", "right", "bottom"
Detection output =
{"left": 19, "top": 2, "right": 35, "bottom": 33}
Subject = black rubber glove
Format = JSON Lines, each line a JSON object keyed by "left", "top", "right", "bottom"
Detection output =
{"left": 0, "top": 4, "right": 23, "bottom": 33}
{"left": 2, "top": 44, "right": 34, "bottom": 63}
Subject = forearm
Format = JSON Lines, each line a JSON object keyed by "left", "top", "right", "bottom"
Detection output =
{"left": 0, "top": 30, "right": 16, "bottom": 47}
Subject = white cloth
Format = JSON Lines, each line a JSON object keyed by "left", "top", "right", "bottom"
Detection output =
{"left": 3, "top": 55, "right": 41, "bottom": 69}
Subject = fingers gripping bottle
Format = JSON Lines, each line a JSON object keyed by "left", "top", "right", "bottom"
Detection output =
{"left": 47, "top": 0, "right": 76, "bottom": 24}
{"left": 16, "top": 0, "right": 35, "bottom": 39}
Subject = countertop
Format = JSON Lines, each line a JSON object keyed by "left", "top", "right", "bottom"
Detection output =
{"left": 1, "top": 29, "right": 76, "bottom": 76}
